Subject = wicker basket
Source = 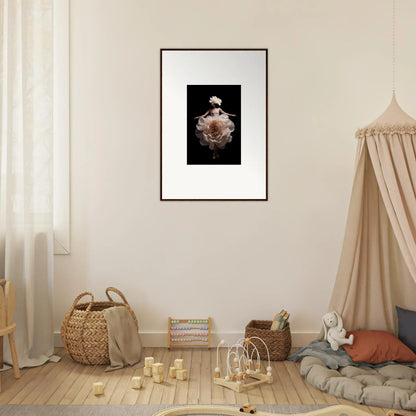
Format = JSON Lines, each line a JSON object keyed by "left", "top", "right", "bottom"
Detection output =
{"left": 245, "top": 320, "right": 291, "bottom": 361}
{"left": 61, "top": 287, "right": 138, "bottom": 365}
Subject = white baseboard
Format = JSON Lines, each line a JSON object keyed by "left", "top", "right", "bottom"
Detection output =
{"left": 54, "top": 332, "right": 64, "bottom": 347}
{"left": 55, "top": 330, "right": 318, "bottom": 349}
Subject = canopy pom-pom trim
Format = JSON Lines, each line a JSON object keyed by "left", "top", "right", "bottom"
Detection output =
{"left": 356, "top": 124, "right": 416, "bottom": 139}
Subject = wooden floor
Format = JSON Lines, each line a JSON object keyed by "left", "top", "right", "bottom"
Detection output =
{"left": 0, "top": 348, "right": 414, "bottom": 416}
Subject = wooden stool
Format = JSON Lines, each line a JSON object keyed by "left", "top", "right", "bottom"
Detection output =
{"left": 0, "top": 279, "right": 20, "bottom": 392}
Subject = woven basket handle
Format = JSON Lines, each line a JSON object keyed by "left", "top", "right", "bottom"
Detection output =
{"left": 61, "top": 292, "right": 94, "bottom": 334}
{"left": 61, "top": 292, "right": 94, "bottom": 344}
{"left": 106, "top": 287, "right": 138, "bottom": 331}
{"left": 70, "top": 291, "right": 94, "bottom": 312}
{"left": 105, "top": 287, "right": 129, "bottom": 305}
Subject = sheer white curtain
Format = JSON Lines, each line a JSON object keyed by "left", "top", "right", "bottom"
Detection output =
{"left": 0, "top": 0, "right": 56, "bottom": 367}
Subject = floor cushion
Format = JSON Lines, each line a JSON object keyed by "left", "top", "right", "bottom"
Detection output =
{"left": 300, "top": 356, "right": 416, "bottom": 410}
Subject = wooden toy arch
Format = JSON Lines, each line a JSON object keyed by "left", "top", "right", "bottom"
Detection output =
{"left": 213, "top": 337, "right": 273, "bottom": 393}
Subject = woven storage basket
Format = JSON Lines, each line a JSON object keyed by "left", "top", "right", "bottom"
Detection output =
{"left": 245, "top": 320, "right": 291, "bottom": 361}
{"left": 61, "top": 287, "right": 138, "bottom": 365}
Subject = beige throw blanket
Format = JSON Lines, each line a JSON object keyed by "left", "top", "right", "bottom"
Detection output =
{"left": 103, "top": 306, "right": 142, "bottom": 371}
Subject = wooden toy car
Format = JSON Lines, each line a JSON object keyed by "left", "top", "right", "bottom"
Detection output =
{"left": 240, "top": 404, "right": 256, "bottom": 414}
{"left": 385, "top": 412, "right": 404, "bottom": 416}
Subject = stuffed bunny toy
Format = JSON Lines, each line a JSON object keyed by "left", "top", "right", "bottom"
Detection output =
{"left": 322, "top": 311, "right": 354, "bottom": 351}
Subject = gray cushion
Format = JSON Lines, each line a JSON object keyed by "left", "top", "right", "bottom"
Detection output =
{"left": 326, "top": 377, "right": 363, "bottom": 402}
{"left": 378, "top": 364, "right": 415, "bottom": 380}
{"left": 300, "top": 357, "right": 416, "bottom": 410}
{"left": 384, "top": 379, "right": 416, "bottom": 390}
{"left": 396, "top": 306, "right": 416, "bottom": 354}
{"left": 300, "top": 356, "right": 327, "bottom": 378}
{"left": 361, "top": 386, "right": 411, "bottom": 409}
{"left": 340, "top": 366, "right": 378, "bottom": 377}
{"left": 408, "top": 392, "right": 416, "bottom": 408}
{"left": 352, "top": 374, "right": 386, "bottom": 386}
{"left": 306, "top": 366, "right": 341, "bottom": 390}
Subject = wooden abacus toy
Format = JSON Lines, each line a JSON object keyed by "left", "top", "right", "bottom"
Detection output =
{"left": 168, "top": 317, "right": 211, "bottom": 349}
{"left": 213, "top": 337, "right": 273, "bottom": 393}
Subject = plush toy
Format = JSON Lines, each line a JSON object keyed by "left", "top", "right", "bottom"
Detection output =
{"left": 322, "top": 311, "right": 354, "bottom": 351}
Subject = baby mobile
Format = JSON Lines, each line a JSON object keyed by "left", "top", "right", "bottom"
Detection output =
{"left": 213, "top": 337, "right": 273, "bottom": 393}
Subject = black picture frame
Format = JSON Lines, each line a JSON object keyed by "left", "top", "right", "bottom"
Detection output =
{"left": 160, "top": 48, "right": 268, "bottom": 201}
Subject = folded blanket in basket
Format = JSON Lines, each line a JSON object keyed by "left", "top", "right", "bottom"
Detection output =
{"left": 103, "top": 306, "right": 142, "bottom": 371}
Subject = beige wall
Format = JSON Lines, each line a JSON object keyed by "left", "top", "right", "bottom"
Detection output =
{"left": 54, "top": 0, "right": 416, "bottom": 345}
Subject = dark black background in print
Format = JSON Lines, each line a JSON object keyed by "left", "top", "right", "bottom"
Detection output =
{"left": 187, "top": 85, "right": 241, "bottom": 165}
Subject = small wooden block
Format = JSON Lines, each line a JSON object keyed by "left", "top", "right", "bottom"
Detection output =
{"left": 169, "top": 366, "right": 176, "bottom": 378}
{"left": 152, "top": 362, "right": 164, "bottom": 375}
{"left": 176, "top": 369, "right": 188, "bottom": 381}
{"left": 174, "top": 358, "right": 184, "bottom": 370}
{"left": 131, "top": 376, "right": 142, "bottom": 389}
{"left": 144, "top": 367, "right": 153, "bottom": 377}
{"left": 145, "top": 356, "right": 154, "bottom": 368}
{"left": 153, "top": 374, "right": 164, "bottom": 384}
{"left": 93, "top": 382, "right": 104, "bottom": 395}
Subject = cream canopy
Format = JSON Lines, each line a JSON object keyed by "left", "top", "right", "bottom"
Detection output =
{"left": 329, "top": 94, "right": 416, "bottom": 332}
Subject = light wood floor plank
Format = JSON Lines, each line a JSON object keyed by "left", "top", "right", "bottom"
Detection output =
{"left": 59, "top": 363, "right": 96, "bottom": 404}
{"left": 116, "top": 347, "right": 152, "bottom": 405}
{"left": 136, "top": 347, "right": 163, "bottom": 404}
{"left": 283, "top": 361, "right": 315, "bottom": 404}
{"left": 200, "top": 349, "right": 212, "bottom": 404}
{"left": 301, "top": 374, "right": 335, "bottom": 405}
{"left": 0, "top": 366, "right": 39, "bottom": 404}
{"left": 72, "top": 364, "right": 103, "bottom": 404}
{"left": 245, "top": 352, "right": 265, "bottom": 404}
{"left": 107, "top": 365, "right": 135, "bottom": 404}
{"left": 0, "top": 347, "right": 415, "bottom": 416}
{"left": 21, "top": 354, "right": 70, "bottom": 404}
{"left": 220, "top": 349, "right": 238, "bottom": 405}
{"left": 211, "top": 348, "right": 227, "bottom": 404}
{"left": 150, "top": 348, "right": 171, "bottom": 404}
{"left": 161, "top": 349, "right": 181, "bottom": 404}
{"left": 247, "top": 377, "right": 265, "bottom": 405}
{"left": 274, "top": 361, "right": 302, "bottom": 404}
{"left": 34, "top": 354, "right": 75, "bottom": 404}
{"left": 9, "top": 361, "right": 55, "bottom": 404}
{"left": 366, "top": 406, "right": 389, "bottom": 416}
{"left": 83, "top": 366, "right": 112, "bottom": 405}
{"left": 270, "top": 360, "right": 289, "bottom": 404}
{"left": 174, "top": 350, "right": 192, "bottom": 404}
{"left": 258, "top": 357, "right": 276, "bottom": 404}
{"left": 47, "top": 359, "right": 92, "bottom": 404}
{"left": 106, "top": 367, "right": 133, "bottom": 404}
{"left": 188, "top": 350, "right": 201, "bottom": 405}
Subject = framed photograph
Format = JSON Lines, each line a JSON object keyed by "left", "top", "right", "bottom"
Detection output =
{"left": 160, "top": 49, "right": 268, "bottom": 200}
